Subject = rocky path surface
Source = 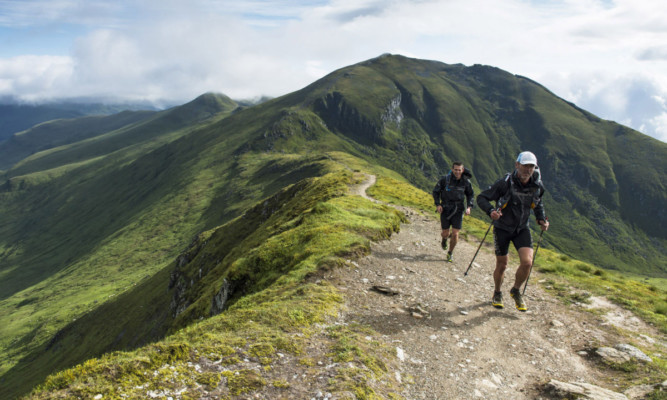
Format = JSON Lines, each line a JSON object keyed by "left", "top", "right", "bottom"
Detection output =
{"left": 329, "top": 174, "right": 663, "bottom": 399}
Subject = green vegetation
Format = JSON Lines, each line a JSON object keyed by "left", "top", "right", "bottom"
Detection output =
{"left": 533, "top": 247, "right": 667, "bottom": 390}
{"left": 23, "top": 164, "right": 666, "bottom": 398}
{"left": 534, "top": 248, "right": 667, "bottom": 333}
{"left": 23, "top": 170, "right": 403, "bottom": 399}
{"left": 367, "top": 175, "right": 433, "bottom": 211}
{"left": 0, "top": 99, "right": 335, "bottom": 396}
{"left": 0, "top": 54, "right": 665, "bottom": 397}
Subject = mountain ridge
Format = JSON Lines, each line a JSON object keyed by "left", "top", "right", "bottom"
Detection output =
{"left": 15, "top": 172, "right": 667, "bottom": 399}
{"left": 251, "top": 54, "right": 665, "bottom": 272}
{"left": 0, "top": 100, "right": 163, "bottom": 145}
{"left": 0, "top": 54, "right": 665, "bottom": 398}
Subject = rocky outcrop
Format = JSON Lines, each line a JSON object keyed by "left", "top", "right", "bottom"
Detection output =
{"left": 624, "top": 381, "right": 667, "bottom": 399}
{"left": 380, "top": 93, "right": 403, "bottom": 127}
{"left": 168, "top": 234, "right": 211, "bottom": 318}
{"left": 545, "top": 380, "right": 628, "bottom": 400}
{"left": 313, "top": 91, "right": 383, "bottom": 146}
{"left": 210, "top": 279, "right": 231, "bottom": 316}
{"left": 545, "top": 379, "right": 666, "bottom": 400}
{"left": 596, "top": 344, "right": 652, "bottom": 364}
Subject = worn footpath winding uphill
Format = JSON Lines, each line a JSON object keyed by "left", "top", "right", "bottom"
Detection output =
{"left": 325, "top": 175, "right": 663, "bottom": 399}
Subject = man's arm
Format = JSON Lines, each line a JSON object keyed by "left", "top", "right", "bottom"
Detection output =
{"left": 432, "top": 178, "right": 445, "bottom": 206}
{"left": 465, "top": 180, "right": 474, "bottom": 215}
{"left": 534, "top": 185, "right": 548, "bottom": 230}
{"left": 465, "top": 181, "right": 474, "bottom": 209}
{"left": 476, "top": 179, "right": 505, "bottom": 215}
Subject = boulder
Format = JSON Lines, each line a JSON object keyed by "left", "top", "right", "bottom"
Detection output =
{"left": 615, "top": 344, "right": 652, "bottom": 363}
{"left": 545, "top": 379, "right": 627, "bottom": 400}
{"left": 624, "top": 384, "right": 658, "bottom": 399}
{"left": 596, "top": 347, "right": 632, "bottom": 363}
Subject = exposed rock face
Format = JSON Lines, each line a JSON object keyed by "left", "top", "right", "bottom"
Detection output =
{"left": 624, "top": 384, "right": 660, "bottom": 399}
{"left": 314, "top": 91, "right": 384, "bottom": 146}
{"left": 210, "top": 279, "right": 231, "bottom": 316}
{"left": 596, "top": 346, "right": 632, "bottom": 363}
{"left": 168, "top": 235, "right": 210, "bottom": 318}
{"left": 545, "top": 380, "right": 628, "bottom": 400}
{"left": 614, "top": 344, "right": 652, "bottom": 363}
{"left": 381, "top": 93, "right": 403, "bottom": 127}
{"left": 595, "top": 344, "right": 653, "bottom": 364}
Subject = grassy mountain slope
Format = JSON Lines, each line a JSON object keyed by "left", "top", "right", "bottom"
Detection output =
{"left": 0, "top": 54, "right": 665, "bottom": 397}
{"left": 2, "top": 92, "right": 239, "bottom": 176}
{"left": 237, "top": 54, "right": 665, "bottom": 274}
{"left": 0, "top": 96, "right": 354, "bottom": 397}
{"left": 0, "top": 93, "right": 239, "bottom": 298}
{"left": 3, "top": 160, "right": 404, "bottom": 399}
{"left": 0, "top": 110, "right": 157, "bottom": 171}
{"left": 0, "top": 101, "right": 160, "bottom": 144}
{"left": 0, "top": 105, "right": 84, "bottom": 144}
{"left": 18, "top": 167, "right": 667, "bottom": 399}
{"left": 0, "top": 93, "right": 249, "bottom": 391}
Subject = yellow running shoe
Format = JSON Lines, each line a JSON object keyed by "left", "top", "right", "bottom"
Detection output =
{"left": 492, "top": 291, "right": 504, "bottom": 309}
{"left": 510, "top": 287, "right": 527, "bottom": 312}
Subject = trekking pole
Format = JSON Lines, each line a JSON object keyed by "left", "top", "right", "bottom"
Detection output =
{"left": 464, "top": 221, "right": 493, "bottom": 276}
{"left": 522, "top": 227, "right": 545, "bottom": 295}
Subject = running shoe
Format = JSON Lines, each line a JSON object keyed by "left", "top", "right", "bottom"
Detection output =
{"left": 510, "top": 287, "right": 527, "bottom": 312}
{"left": 492, "top": 291, "right": 504, "bottom": 309}
{"left": 441, "top": 237, "right": 448, "bottom": 251}
{"left": 446, "top": 252, "right": 453, "bottom": 263}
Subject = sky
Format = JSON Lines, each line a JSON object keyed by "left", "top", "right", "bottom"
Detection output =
{"left": 0, "top": 0, "right": 666, "bottom": 142}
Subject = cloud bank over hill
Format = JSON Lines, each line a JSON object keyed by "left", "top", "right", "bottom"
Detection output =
{"left": 0, "top": 0, "right": 666, "bottom": 141}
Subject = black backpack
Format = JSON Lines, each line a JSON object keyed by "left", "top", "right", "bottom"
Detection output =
{"left": 497, "top": 167, "right": 542, "bottom": 210}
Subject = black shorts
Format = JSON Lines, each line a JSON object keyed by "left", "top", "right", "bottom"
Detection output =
{"left": 493, "top": 227, "right": 532, "bottom": 256}
{"left": 440, "top": 207, "right": 463, "bottom": 230}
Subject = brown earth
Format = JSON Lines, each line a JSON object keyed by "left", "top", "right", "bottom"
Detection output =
{"left": 317, "top": 174, "right": 664, "bottom": 399}
{"left": 126, "top": 174, "right": 663, "bottom": 400}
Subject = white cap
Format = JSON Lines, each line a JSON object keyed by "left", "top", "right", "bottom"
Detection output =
{"left": 516, "top": 151, "right": 538, "bottom": 165}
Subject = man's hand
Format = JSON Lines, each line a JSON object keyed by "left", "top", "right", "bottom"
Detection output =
{"left": 490, "top": 209, "right": 502, "bottom": 220}
{"left": 465, "top": 207, "right": 471, "bottom": 216}
{"left": 538, "top": 219, "right": 549, "bottom": 231}
{"left": 436, "top": 205, "right": 443, "bottom": 214}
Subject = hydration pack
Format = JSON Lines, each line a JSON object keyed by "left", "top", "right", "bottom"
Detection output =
{"left": 497, "top": 167, "right": 542, "bottom": 210}
{"left": 443, "top": 168, "right": 472, "bottom": 192}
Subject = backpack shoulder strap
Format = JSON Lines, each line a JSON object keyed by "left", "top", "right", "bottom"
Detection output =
{"left": 498, "top": 173, "right": 513, "bottom": 209}
{"left": 445, "top": 172, "right": 451, "bottom": 190}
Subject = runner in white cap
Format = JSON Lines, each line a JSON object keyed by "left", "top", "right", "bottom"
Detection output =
{"left": 476, "top": 151, "right": 549, "bottom": 311}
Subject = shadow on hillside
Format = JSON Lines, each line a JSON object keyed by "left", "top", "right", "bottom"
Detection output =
{"left": 0, "top": 266, "right": 175, "bottom": 400}
{"left": 0, "top": 138, "right": 202, "bottom": 301}
{"left": 347, "top": 302, "right": 519, "bottom": 336}
{"left": 197, "top": 155, "right": 330, "bottom": 232}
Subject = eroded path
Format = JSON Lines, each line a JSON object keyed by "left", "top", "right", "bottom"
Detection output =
{"left": 329, "top": 174, "right": 661, "bottom": 399}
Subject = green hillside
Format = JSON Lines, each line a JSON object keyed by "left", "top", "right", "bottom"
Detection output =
{"left": 0, "top": 101, "right": 161, "bottom": 144}
{"left": 0, "top": 110, "right": 156, "bottom": 171}
{"left": 0, "top": 54, "right": 665, "bottom": 398}
{"left": 15, "top": 166, "right": 667, "bottom": 399}
{"left": 253, "top": 54, "right": 666, "bottom": 274}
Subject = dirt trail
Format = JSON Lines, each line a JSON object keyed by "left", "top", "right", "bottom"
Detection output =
{"left": 335, "top": 174, "right": 658, "bottom": 399}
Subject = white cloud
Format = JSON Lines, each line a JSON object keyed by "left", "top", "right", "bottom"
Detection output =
{"left": 648, "top": 112, "right": 667, "bottom": 142}
{"left": 541, "top": 69, "right": 667, "bottom": 139}
{"left": 0, "top": 55, "right": 73, "bottom": 101}
{"left": 0, "top": 0, "right": 666, "bottom": 141}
